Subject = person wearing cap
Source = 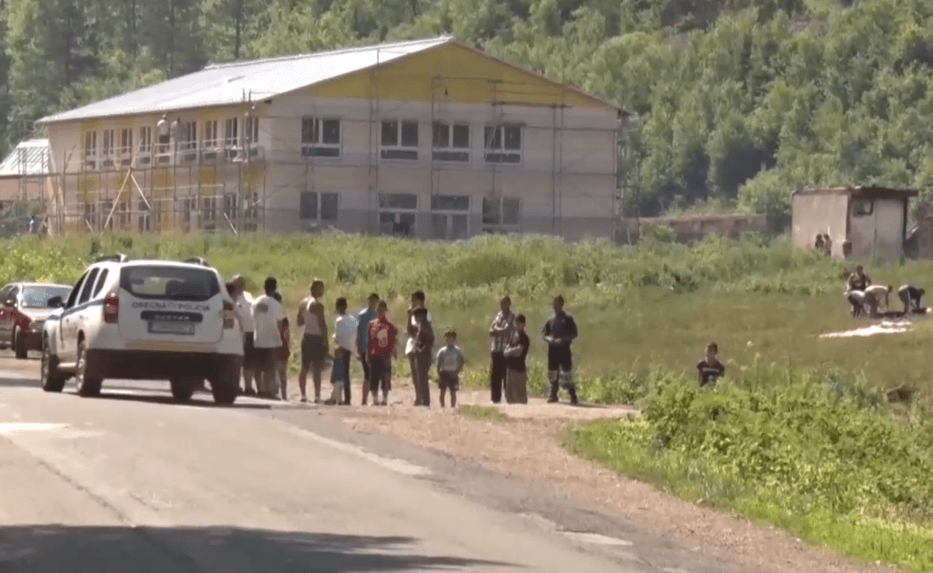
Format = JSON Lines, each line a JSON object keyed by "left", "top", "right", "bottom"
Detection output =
{"left": 230, "top": 275, "right": 258, "bottom": 395}
{"left": 297, "top": 279, "right": 328, "bottom": 403}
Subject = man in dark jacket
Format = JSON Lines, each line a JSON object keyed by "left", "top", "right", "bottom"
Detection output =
{"left": 542, "top": 295, "right": 578, "bottom": 405}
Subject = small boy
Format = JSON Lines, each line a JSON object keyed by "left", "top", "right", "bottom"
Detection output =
{"left": 696, "top": 342, "right": 725, "bottom": 388}
{"left": 435, "top": 330, "right": 465, "bottom": 408}
{"left": 367, "top": 300, "right": 398, "bottom": 406}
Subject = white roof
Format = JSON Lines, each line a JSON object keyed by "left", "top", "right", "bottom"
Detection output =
{"left": 38, "top": 36, "right": 453, "bottom": 125}
{"left": 0, "top": 139, "right": 50, "bottom": 176}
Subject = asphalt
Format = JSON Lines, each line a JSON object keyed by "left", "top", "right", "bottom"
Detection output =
{"left": 0, "top": 353, "right": 754, "bottom": 573}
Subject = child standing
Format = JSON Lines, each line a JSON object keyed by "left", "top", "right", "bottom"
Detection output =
{"left": 367, "top": 300, "right": 398, "bottom": 406}
{"left": 435, "top": 331, "right": 464, "bottom": 408}
{"left": 327, "top": 297, "right": 358, "bottom": 405}
{"left": 503, "top": 314, "right": 530, "bottom": 404}
{"left": 696, "top": 342, "right": 725, "bottom": 388}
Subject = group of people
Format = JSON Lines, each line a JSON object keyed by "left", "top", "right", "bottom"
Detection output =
{"left": 844, "top": 265, "right": 927, "bottom": 318}
{"left": 223, "top": 276, "right": 581, "bottom": 407}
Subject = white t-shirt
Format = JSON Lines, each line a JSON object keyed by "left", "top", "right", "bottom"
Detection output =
{"left": 235, "top": 291, "right": 255, "bottom": 333}
{"left": 252, "top": 294, "right": 286, "bottom": 348}
{"left": 334, "top": 313, "right": 358, "bottom": 353}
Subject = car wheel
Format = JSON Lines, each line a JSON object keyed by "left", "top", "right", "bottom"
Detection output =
{"left": 13, "top": 326, "right": 27, "bottom": 359}
{"left": 170, "top": 377, "right": 201, "bottom": 402}
{"left": 40, "top": 337, "right": 67, "bottom": 393}
{"left": 210, "top": 358, "right": 240, "bottom": 405}
{"left": 75, "top": 339, "right": 102, "bottom": 397}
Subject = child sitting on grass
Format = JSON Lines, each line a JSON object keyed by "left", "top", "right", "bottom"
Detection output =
{"left": 435, "top": 330, "right": 464, "bottom": 408}
{"left": 696, "top": 342, "right": 725, "bottom": 388}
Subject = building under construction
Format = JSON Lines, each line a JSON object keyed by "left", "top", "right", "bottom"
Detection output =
{"left": 26, "top": 36, "right": 624, "bottom": 240}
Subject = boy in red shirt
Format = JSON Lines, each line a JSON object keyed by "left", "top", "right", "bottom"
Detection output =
{"left": 367, "top": 300, "right": 398, "bottom": 406}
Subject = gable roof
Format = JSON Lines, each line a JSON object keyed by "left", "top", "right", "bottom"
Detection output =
{"left": 38, "top": 36, "right": 621, "bottom": 125}
{"left": 0, "top": 139, "right": 50, "bottom": 177}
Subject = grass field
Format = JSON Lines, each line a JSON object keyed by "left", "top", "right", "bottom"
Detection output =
{"left": 4, "top": 231, "right": 933, "bottom": 569}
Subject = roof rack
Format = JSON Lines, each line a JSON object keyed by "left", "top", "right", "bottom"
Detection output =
{"left": 183, "top": 257, "right": 210, "bottom": 267}
{"left": 95, "top": 253, "right": 129, "bottom": 263}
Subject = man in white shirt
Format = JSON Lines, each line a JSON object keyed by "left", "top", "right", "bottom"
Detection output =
{"left": 251, "top": 277, "right": 287, "bottom": 398}
{"left": 327, "top": 297, "right": 358, "bottom": 405}
{"left": 231, "top": 275, "right": 258, "bottom": 395}
{"left": 157, "top": 114, "right": 169, "bottom": 153}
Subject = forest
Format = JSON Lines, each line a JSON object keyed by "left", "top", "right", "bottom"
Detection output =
{"left": 2, "top": 0, "right": 933, "bottom": 217}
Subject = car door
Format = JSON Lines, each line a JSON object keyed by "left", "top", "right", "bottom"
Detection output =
{"left": 60, "top": 272, "right": 90, "bottom": 363}
{"left": 0, "top": 285, "right": 19, "bottom": 342}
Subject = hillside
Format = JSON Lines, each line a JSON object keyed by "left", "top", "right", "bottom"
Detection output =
{"left": 2, "top": 0, "right": 933, "bottom": 216}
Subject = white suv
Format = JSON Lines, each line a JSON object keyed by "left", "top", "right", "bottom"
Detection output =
{"left": 40, "top": 255, "right": 243, "bottom": 404}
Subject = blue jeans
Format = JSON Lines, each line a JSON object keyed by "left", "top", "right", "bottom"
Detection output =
{"left": 330, "top": 349, "right": 352, "bottom": 403}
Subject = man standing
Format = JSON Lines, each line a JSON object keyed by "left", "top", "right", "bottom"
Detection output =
{"left": 157, "top": 114, "right": 169, "bottom": 154}
{"left": 542, "top": 295, "right": 579, "bottom": 405}
{"left": 487, "top": 296, "right": 515, "bottom": 404}
{"left": 405, "top": 291, "right": 432, "bottom": 404}
{"left": 297, "top": 280, "right": 328, "bottom": 403}
{"left": 368, "top": 300, "right": 398, "bottom": 406}
{"left": 355, "top": 293, "right": 380, "bottom": 405}
{"left": 231, "top": 275, "right": 257, "bottom": 395}
{"left": 412, "top": 307, "right": 435, "bottom": 407}
{"left": 251, "top": 277, "right": 287, "bottom": 396}
{"left": 330, "top": 297, "right": 358, "bottom": 406}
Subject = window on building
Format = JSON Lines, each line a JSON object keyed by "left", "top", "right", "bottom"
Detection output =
{"left": 174, "top": 121, "right": 196, "bottom": 152}
{"left": 244, "top": 117, "right": 259, "bottom": 147}
{"left": 101, "top": 129, "right": 115, "bottom": 168}
{"left": 378, "top": 192, "right": 417, "bottom": 235}
{"left": 299, "top": 191, "right": 339, "bottom": 223}
{"left": 138, "top": 200, "right": 151, "bottom": 233}
{"left": 381, "top": 120, "right": 418, "bottom": 160}
{"left": 83, "top": 131, "right": 97, "bottom": 169}
{"left": 432, "top": 122, "right": 470, "bottom": 162}
{"left": 301, "top": 117, "right": 340, "bottom": 157}
{"left": 83, "top": 202, "right": 98, "bottom": 231}
{"left": 116, "top": 201, "right": 129, "bottom": 229}
{"left": 203, "top": 120, "right": 219, "bottom": 148}
{"left": 431, "top": 195, "right": 470, "bottom": 240}
{"left": 118, "top": 129, "right": 133, "bottom": 158}
{"left": 224, "top": 118, "right": 239, "bottom": 148}
{"left": 244, "top": 192, "right": 259, "bottom": 221}
{"left": 484, "top": 125, "right": 522, "bottom": 164}
{"left": 853, "top": 200, "right": 873, "bottom": 217}
{"left": 482, "top": 197, "right": 521, "bottom": 233}
{"left": 139, "top": 127, "right": 152, "bottom": 155}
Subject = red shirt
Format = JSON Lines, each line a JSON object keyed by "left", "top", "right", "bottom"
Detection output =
{"left": 368, "top": 316, "right": 397, "bottom": 358}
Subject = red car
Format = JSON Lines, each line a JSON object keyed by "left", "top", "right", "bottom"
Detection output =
{"left": 0, "top": 282, "right": 73, "bottom": 359}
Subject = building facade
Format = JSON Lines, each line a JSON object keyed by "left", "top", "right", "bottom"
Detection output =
{"left": 36, "top": 37, "right": 624, "bottom": 240}
{"left": 791, "top": 186, "right": 917, "bottom": 259}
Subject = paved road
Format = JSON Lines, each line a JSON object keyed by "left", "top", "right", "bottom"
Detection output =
{"left": 0, "top": 353, "right": 753, "bottom": 573}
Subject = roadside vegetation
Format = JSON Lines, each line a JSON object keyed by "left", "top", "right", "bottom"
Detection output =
{"left": 5, "top": 231, "right": 933, "bottom": 569}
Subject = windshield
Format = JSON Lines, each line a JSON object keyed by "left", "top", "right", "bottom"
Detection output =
{"left": 21, "top": 286, "right": 72, "bottom": 309}
{"left": 120, "top": 266, "right": 220, "bottom": 301}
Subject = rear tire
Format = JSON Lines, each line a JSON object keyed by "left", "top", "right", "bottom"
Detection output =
{"left": 40, "top": 337, "right": 66, "bottom": 393}
{"left": 170, "top": 377, "right": 201, "bottom": 402}
{"left": 75, "top": 339, "right": 102, "bottom": 398}
{"left": 13, "top": 326, "right": 27, "bottom": 359}
{"left": 210, "top": 358, "right": 239, "bottom": 405}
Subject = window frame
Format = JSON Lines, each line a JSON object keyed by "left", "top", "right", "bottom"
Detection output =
{"left": 432, "top": 122, "right": 470, "bottom": 162}
{"left": 483, "top": 124, "right": 523, "bottom": 165}
{"left": 380, "top": 119, "right": 419, "bottom": 161}
{"left": 77, "top": 268, "right": 100, "bottom": 305}
{"left": 482, "top": 197, "right": 521, "bottom": 234}
{"left": 299, "top": 191, "right": 339, "bottom": 223}
{"left": 118, "top": 128, "right": 133, "bottom": 158}
{"left": 83, "top": 131, "right": 98, "bottom": 169}
{"left": 852, "top": 199, "right": 874, "bottom": 217}
{"left": 244, "top": 116, "right": 259, "bottom": 147}
{"left": 301, "top": 117, "right": 341, "bottom": 158}
{"left": 378, "top": 192, "right": 418, "bottom": 235}
{"left": 203, "top": 120, "right": 220, "bottom": 149}
{"left": 430, "top": 195, "right": 470, "bottom": 240}
{"left": 224, "top": 118, "right": 239, "bottom": 149}
{"left": 65, "top": 272, "right": 89, "bottom": 309}
{"left": 178, "top": 121, "right": 198, "bottom": 152}
{"left": 139, "top": 126, "right": 152, "bottom": 155}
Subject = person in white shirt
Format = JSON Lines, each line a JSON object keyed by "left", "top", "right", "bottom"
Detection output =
{"left": 435, "top": 331, "right": 464, "bottom": 408}
{"left": 251, "top": 277, "right": 287, "bottom": 398}
{"left": 231, "top": 275, "right": 258, "bottom": 396}
{"left": 327, "top": 297, "right": 358, "bottom": 405}
{"left": 157, "top": 114, "right": 169, "bottom": 153}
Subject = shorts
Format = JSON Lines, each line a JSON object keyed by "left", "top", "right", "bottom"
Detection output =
{"left": 253, "top": 347, "right": 276, "bottom": 373}
{"left": 368, "top": 355, "right": 392, "bottom": 394}
{"left": 242, "top": 332, "right": 260, "bottom": 370}
{"left": 547, "top": 345, "right": 573, "bottom": 372}
{"left": 438, "top": 372, "right": 459, "bottom": 391}
{"left": 301, "top": 335, "right": 327, "bottom": 369}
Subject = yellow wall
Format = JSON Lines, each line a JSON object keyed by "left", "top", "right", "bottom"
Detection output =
{"left": 307, "top": 43, "right": 613, "bottom": 109}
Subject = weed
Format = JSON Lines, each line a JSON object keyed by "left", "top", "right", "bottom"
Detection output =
{"left": 457, "top": 405, "right": 509, "bottom": 421}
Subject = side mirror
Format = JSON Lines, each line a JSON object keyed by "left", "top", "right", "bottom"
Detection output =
{"left": 46, "top": 296, "right": 63, "bottom": 308}
{"left": 3, "top": 299, "right": 15, "bottom": 308}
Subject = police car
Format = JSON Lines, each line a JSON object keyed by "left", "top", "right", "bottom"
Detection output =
{"left": 40, "top": 254, "right": 243, "bottom": 404}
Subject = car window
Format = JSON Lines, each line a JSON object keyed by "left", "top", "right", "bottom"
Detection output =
{"left": 21, "top": 286, "right": 73, "bottom": 309}
{"left": 0, "top": 285, "right": 12, "bottom": 302}
{"left": 120, "top": 266, "right": 220, "bottom": 302}
{"left": 6, "top": 286, "right": 19, "bottom": 305}
{"left": 77, "top": 269, "right": 100, "bottom": 305}
{"left": 65, "top": 272, "right": 89, "bottom": 309}
{"left": 91, "top": 269, "right": 109, "bottom": 298}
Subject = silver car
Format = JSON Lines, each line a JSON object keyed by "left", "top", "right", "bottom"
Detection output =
{"left": 0, "top": 282, "right": 73, "bottom": 359}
